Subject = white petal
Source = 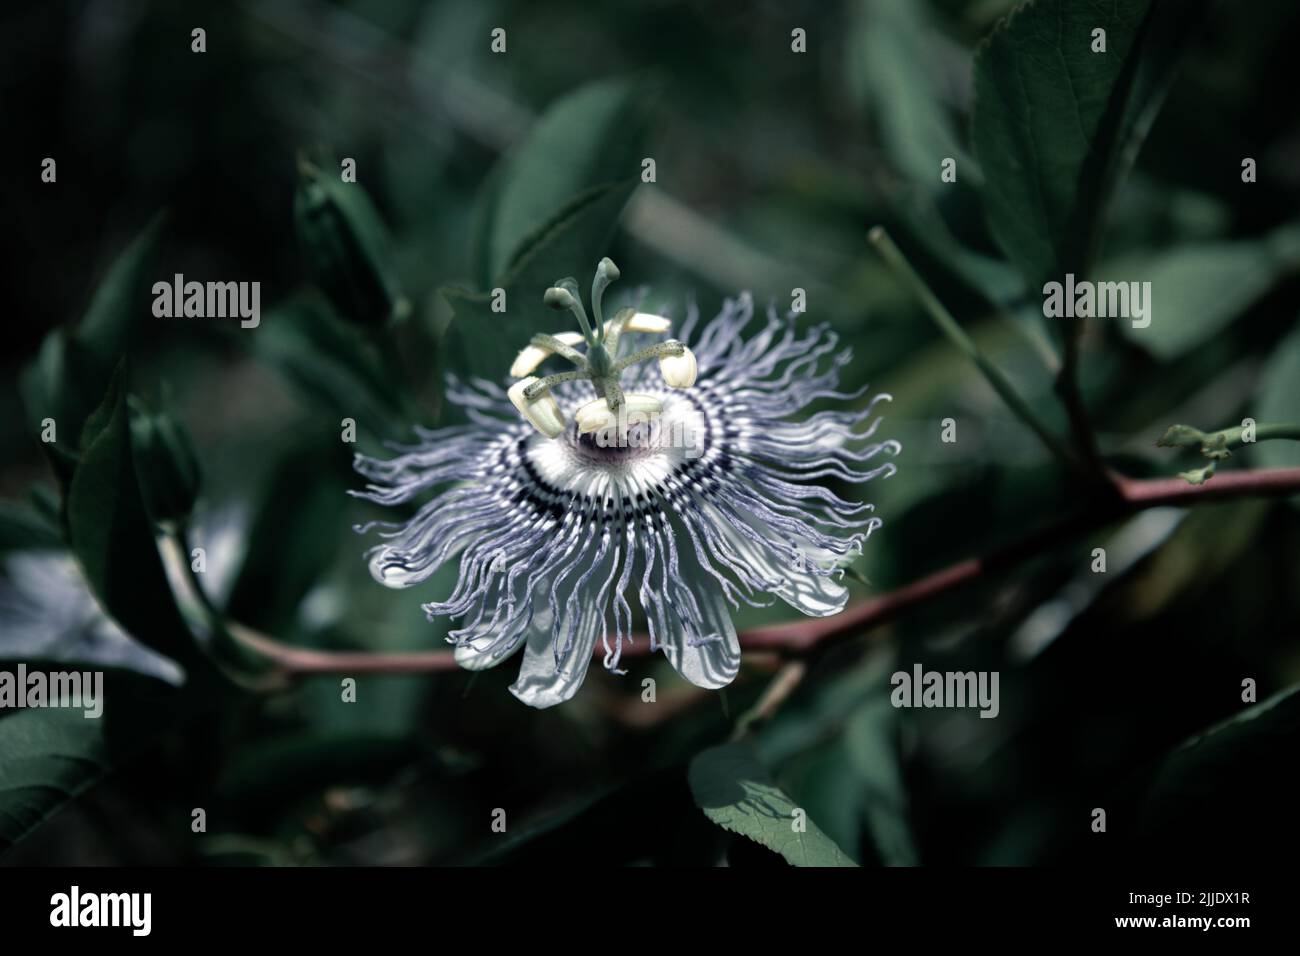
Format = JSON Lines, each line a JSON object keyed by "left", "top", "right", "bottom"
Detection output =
{"left": 660, "top": 545, "right": 741, "bottom": 689}
{"left": 509, "top": 600, "right": 601, "bottom": 709}
{"left": 453, "top": 635, "right": 524, "bottom": 671}
{"left": 710, "top": 503, "right": 848, "bottom": 617}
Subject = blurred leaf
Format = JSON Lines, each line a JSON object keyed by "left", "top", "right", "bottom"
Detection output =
{"left": 19, "top": 217, "right": 167, "bottom": 486}
{"left": 973, "top": 0, "right": 1200, "bottom": 284}
{"left": 1113, "top": 224, "right": 1300, "bottom": 359}
{"left": 252, "top": 293, "right": 412, "bottom": 435}
{"left": 1157, "top": 685, "right": 1300, "bottom": 767}
{"left": 844, "top": 696, "right": 918, "bottom": 866}
{"left": 688, "top": 740, "right": 858, "bottom": 866}
{"left": 294, "top": 157, "right": 409, "bottom": 329}
{"left": 781, "top": 742, "right": 865, "bottom": 863}
{"left": 444, "top": 179, "right": 638, "bottom": 378}
{"left": 19, "top": 331, "right": 109, "bottom": 484}
{"left": 1254, "top": 320, "right": 1300, "bottom": 472}
{"left": 0, "top": 499, "right": 62, "bottom": 553}
{"left": 127, "top": 396, "right": 201, "bottom": 525}
{"left": 756, "top": 651, "right": 896, "bottom": 763}
{"left": 226, "top": 438, "right": 347, "bottom": 636}
{"left": 0, "top": 697, "right": 109, "bottom": 856}
{"left": 482, "top": 78, "right": 654, "bottom": 282}
{"left": 847, "top": 0, "right": 973, "bottom": 189}
{"left": 78, "top": 213, "right": 166, "bottom": 362}
{"left": 467, "top": 159, "right": 509, "bottom": 291}
{"left": 0, "top": 667, "right": 176, "bottom": 855}
{"left": 1140, "top": 685, "right": 1300, "bottom": 854}
{"left": 65, "top": 366, "right": 202, "bottom": 672}
{"left": 217, "top": 731, "right": 421, "bottom": 817}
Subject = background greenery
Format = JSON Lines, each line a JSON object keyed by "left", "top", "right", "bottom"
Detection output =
{"left": 2, "top": 0, "right": 1299, "bottom": 866}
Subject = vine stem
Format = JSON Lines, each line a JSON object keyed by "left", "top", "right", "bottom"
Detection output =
{"left": 868, "top": 228, "right": 1080, "bottom": 471}
{"left": 214, "top": 466, "right": 1300, "bottom": 677}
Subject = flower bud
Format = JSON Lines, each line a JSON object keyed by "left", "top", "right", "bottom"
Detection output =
{"left": 127, "top": 397, "right": 201, "bottom": 524}
{"left": 294, "top": 157, "right": 408, "bottom": 328}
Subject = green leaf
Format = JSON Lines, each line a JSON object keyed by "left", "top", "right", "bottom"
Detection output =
{"left": 0, "top": 667, "right": 176, "bottom": 855}
{"left": 226, "top": 437, "right": 347, "bottom": 636}
{"left": 19, "top": 216, "right": 167, "bottom": 486}
{"left": 1254, "top": 321, "right": 1300, "bottom": 471}
{"left": 444, "top": 179, "right": 638, "bottom": 379}
{"left": 483, "top": 78, "right": 654, "bottom": 282}
{"left": 78, "top": 213, "right": 166, "bottom": 363}
{"left": 847, "top": 0, "right": 974, "bottom": 190}
{"left": 127, "top": 397, "right": 202, "bottom": 525}
{"left": 19, "top": 332, "right": 109, "bottom": 484}
{"left": 972, "top": 0, "right": 1202, "bottom": 285}
{"left": 1112, "top": 225, "right": 1300, "bottom": 359}
{"left": 294, "top": 157, "right": 409, "bottom": 328}
{"left": 844, "top": 697, "right": 918, "bottom": 866}
{"left": 0, "top": 701, "right": 109, "bottom": 856}
{"left": 688, "top": 741, "right": 859, "bottom": 866}
{"left": 217, "top": 732, "right": 421, "bottom": 817}
{"left": 251, "top": 293, "right": 413, "bottom": 435}
{"left": 0, "top": 499, "right": 63, "bottom": 553}
{"left": 65, "top": 366, "right": 203, "bottom": 671}
{"left": 1141, "top": 685, "right": 1300, "bottom": 846}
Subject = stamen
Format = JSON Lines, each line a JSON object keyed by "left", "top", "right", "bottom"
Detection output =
{"left": 510, "top": 331, "right": 586, "bottom": 378}
{"left": 508, "top": 376, "right": 566, "bottom": 438}
{"left": 575, "top": 393, "right": 664, "bottom": 434}
{"left": 625, "top": 313, "right": 671, "bottom": 334}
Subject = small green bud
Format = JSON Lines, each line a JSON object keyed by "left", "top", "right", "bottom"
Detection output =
{"left": 1200, "top": 433, "right": 1232, "bottom": 460}
{"left": 1155, "top": 424, "right": 1207, "bottom": 449}
{"left": 294, "top": 155, "right": 408, "bottom": 328}
{"left": 128, "top": 397, "right": 201, "bottom": 524}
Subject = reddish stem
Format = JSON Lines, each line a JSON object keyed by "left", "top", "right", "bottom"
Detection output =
{"left": 234, "top": 467, "right": 1300, "bottom": 675}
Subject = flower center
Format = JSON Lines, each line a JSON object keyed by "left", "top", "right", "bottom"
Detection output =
{"left": 506, "top": 258, "right": 700, "bottom": 440}
{"left": 526, "top": 391, "right": 708, "bottom": 495}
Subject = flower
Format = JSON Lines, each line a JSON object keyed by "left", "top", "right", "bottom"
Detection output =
{"left": 351, "top": 260, "right": 899, "bottom": 708}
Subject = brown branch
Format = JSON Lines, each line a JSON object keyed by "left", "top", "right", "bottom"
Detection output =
{"left": 225, "top": 622, "right": 462, "bottom": 675}
{"left": 226, "top": 467, "right": 1300, "bottom": 677}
